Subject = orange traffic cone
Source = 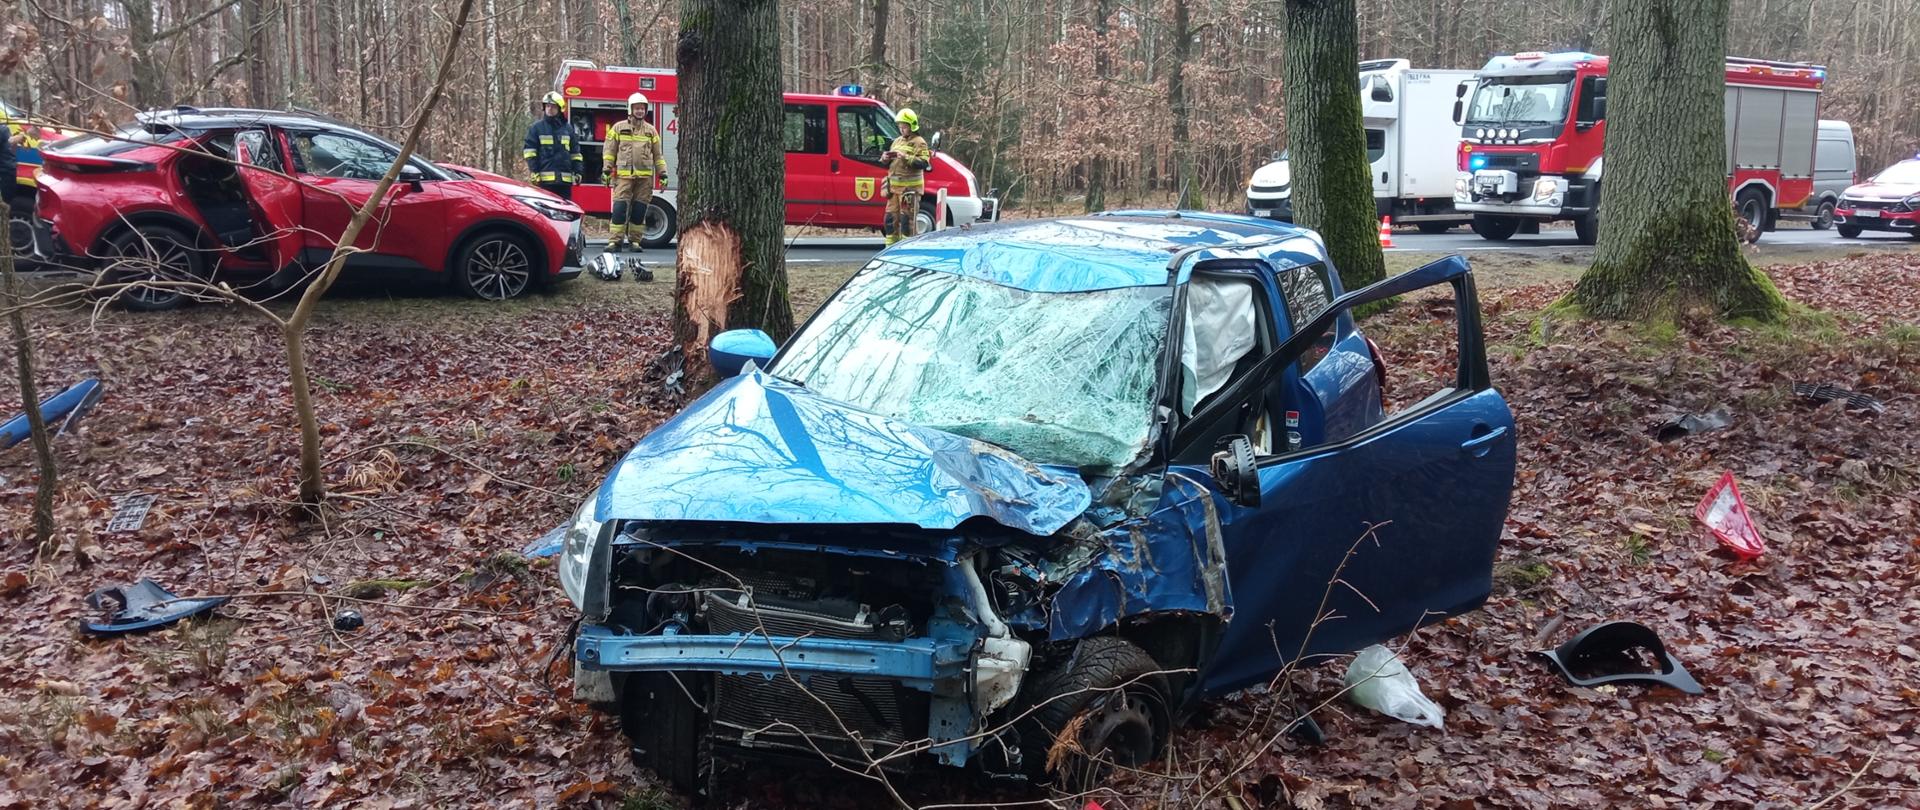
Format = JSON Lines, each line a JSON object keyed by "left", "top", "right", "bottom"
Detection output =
{"left": 1378, "top": 216, "right": 1395, "bottom": 248}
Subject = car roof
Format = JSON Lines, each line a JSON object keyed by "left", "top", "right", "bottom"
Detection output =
{"left": 876, "top": 211, "right": 1331, "bottom": 293}
{"left": 134, "top": 106, "right": 356, "bottom": 132}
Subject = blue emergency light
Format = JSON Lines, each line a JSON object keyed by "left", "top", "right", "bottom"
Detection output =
{"left": 1470, "top": 154, "right": 1490, "bottom": 170}
{"left": 836, "top": 84, "right": 865, "bottom": 97}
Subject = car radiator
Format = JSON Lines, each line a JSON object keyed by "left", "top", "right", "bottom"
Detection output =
{"left": 701, "top": 588, "right": 929, "bottom": 767}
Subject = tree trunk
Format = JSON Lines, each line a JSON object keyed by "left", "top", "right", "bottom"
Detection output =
{"left": 243, "top": 0, "right": 268, "bottom": 106}
{"left": 1, "top": 202, "right": 71, "bottom": 564}
{"left": 1085, "top": 0, "right": 1111, "bottom": 213}
{"left": 1168, "top": 0, "right": 1200, "bottom": 209}
{"left": 1282, "top": 0, "right": 1387, "bottom": 289}
{"left": 614, "top": 0, "right": 640, "bottom": 66}
{"left": 866, "top": 0, "right": 890, "bottom": 92}
{"left": 123, "top": 0, "right": 167, "bottom": 106}
{"left": 1566, "top": 0, "right": 1787, "bottom": 321}
{"left": 673, "top": 0, "right": 793, "bottom": 384}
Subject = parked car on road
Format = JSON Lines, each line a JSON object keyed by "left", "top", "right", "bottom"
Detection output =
{"left": 35, "top": 107, "right": 585, "bottom": 310}
{"left": 536, "top": 212, "right": 1518, "bottom": 797}
{"left": 1834, "top": 156, "right": 1920, "bottom": 239}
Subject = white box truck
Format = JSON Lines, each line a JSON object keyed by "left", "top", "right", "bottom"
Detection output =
{"left": 1246, "top": 59, "right": 1476, "bottom": 233}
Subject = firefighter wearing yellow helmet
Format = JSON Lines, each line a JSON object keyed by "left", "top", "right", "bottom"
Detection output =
{"left": 604, "top": 92, "right": 668, "bottom": 252}
{"left": 881, "top": 108, "right": 931, "bottom": 245}
{"left": 523, "top": 91, "right": 583, "bottom": 200}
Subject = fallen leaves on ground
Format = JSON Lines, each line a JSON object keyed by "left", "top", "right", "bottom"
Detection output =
{"left": 2, "top": 253, "right": 1917, "bottom": 808}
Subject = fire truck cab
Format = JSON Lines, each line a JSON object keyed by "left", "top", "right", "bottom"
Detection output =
{"left": 1453, "top": 51, "right": 1825, "bottom": 244}
{"left": 553, "top": 60, "right": 998, "bottom": 247}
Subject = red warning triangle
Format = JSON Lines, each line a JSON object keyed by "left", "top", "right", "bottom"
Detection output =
{"left": 1696, "top": 472, "right": 1766, "bottom": 560}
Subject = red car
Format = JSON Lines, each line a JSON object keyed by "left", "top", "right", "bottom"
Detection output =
{"left": 37, "top": 107, "right": 584, "bottom": 310}
{"left": 1834, "top": 157, "right": 1920, "bottom": 239}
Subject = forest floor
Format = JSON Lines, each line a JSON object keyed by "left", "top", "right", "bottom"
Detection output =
{"left": 1, "top": 248, "right": 1917, "bottom": 808}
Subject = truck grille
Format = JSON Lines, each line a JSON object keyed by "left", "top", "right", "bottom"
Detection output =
{"left": 701, "top": 589, "right": 928, "bottom": 767}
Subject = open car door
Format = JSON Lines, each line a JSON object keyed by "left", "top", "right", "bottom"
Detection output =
{"left": 1178, "top": 256, "right": 1518, "bottom": 695}
{"left": 231, "top": 129, "right": 305, "bottom": 272}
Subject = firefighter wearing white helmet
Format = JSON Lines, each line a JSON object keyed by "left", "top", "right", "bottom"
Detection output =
{"left": 523, "top": 91, "right": 582, "bottom": 200}
{"left": 881, "top": 107, "right": 931, "bottom": 245}
{"left": 603, "top": 92, "right": 668, "bottom": 252}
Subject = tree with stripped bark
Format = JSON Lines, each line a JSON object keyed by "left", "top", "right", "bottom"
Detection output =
{"left": 672, "top": 0, "right": 794, "bottom": 383}
{"left": 1565, "top": 0, "right": 1788, "bottom": 321}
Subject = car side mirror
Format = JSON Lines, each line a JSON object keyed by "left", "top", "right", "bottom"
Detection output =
{"left": 930, "top": 131, "right": 943, "bottom": 150}
{"left": 709, "top": 329, "right": 778, "bottom": 377}
{"left": 399, "top": 165, "right": 425, "bottom": 191}
{"left": 1211, "top": 435, "right": 1261, "bottom": 507}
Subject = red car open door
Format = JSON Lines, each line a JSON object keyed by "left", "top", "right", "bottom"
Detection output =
{"left": 231, "top": 129, "right": 305, "bottom": 271}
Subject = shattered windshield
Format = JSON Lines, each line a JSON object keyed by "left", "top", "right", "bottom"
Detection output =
{"left": 773, "top": 263, "right": 1172, "bottom": 472}
{"left": 1466, "top": 75, "right": 1574, "bottom": 125}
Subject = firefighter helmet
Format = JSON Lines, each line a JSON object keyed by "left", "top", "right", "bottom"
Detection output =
{"left": 628, "top": 92, "right": 651, "bottom": 110}
{"left": 894, "top": 108, "right": 919, "bottom": 129}
{"left": 541, "top": 91, "right": 566, "bottom": 111}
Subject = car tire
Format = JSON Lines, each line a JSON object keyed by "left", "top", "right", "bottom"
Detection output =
{"left": 1416, "top": 222, "right": 1452, "bottom": 235}
{"left": 1017, "top": 636, "right": 1171, "bottom": 793}
{"left": 453, "top": 231, "right": 535, "bottom": 301}
{"left": 1811, "top": 199, "right": 1836, "bottom": 230}
{"left": 1574, "top": 210, "right": 1599, "bottom": 245}
{"left": 1470, "top": 214, "right": 1519, "bottom": 241}
{"left": 1837, "top": 223, "right": 1862, "bottom": 239}
{"left": 1735, "top": 188, "right": 1768, "bottom": 243}
{"left": 105, "top": 224, "right": 207, "bottom": 312}
{"left": 640, "top": 200, "right": 678, "bottom": 249}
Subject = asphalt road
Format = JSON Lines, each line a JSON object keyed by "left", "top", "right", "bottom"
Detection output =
{"left": 602, "top": 224, "right": 1917, "bottom": 267}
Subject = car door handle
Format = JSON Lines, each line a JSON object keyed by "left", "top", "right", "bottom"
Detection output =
{"left": 831, "top": 159, "right": 840, "bottom": 173}
{"left": 1460, "top": 425, "right": 1509, "bottom": 457}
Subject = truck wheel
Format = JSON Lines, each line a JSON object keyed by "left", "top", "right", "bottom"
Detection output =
{"left": 1811, "top": 199, "right": 1836, "bottom": 230}
{"left": 640, "top": 200, "right": 678, "bottom": 248}
{"left": 915, "top": 200, "right": 941, "bottom": 236}
{"left": 105, "top": 224, "right": 207, "bottom": 312}
{"left": 1574, "top": 210, "right": 1599, "bottom": 245}
{"left": 1837, "top": 223, "right": 1862, "bottom": 238}
{"left": 1416, "top": 222, "right": 1452, "bottom": 235}
{"left": 1735, "top": 188, "right": 1768, "bottom": 243}
{"left": 1018, "top": 637, "right": 1171, "bottom": 793}
{"left": 1470, "top": 214, "right": 1519, "bottom": 241}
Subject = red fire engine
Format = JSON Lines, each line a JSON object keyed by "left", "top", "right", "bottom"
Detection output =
{"left": 550, "top": 60, "right": 999, "bottom": 247}
{"left": 1453, "top": 51, "right": 1825, "bottom": 244}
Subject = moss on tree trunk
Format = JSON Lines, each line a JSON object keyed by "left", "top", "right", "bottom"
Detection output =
{"left": 1566, "top": 0, "right": 1788, "bottom": 322}
{"left": 1282, "top": 0, "right": 1387, "bottom": 290}
{"left": 673, "top": 0, "right": 794, "bottom": 384}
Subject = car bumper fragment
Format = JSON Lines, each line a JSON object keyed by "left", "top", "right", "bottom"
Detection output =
{"left": 575, "top": 624, "right": 971, "bottom": 689}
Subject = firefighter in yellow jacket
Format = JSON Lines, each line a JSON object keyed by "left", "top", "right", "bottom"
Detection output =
{"left": 604, "top": 92, "right": 668, "bottom": 252}
{"left": 881, "top": 108, "right": 932, "bottom": 245}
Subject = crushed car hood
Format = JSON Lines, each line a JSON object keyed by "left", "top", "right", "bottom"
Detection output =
{"left": 597, "top": 371, "right": 1092, "bottom": 536}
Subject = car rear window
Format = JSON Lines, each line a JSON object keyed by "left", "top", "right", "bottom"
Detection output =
{"left": 53, "top": 123, "right": 191, "bottom": 156}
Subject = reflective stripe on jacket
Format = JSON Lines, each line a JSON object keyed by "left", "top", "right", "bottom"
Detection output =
{"left": 523, "top": 114, "right": 583, "bottom": 183}
{"left": 605, "top": 119, "right": 666, "bottom": 181}
{"left": 887, "top": 134, "right": 930, "bottom": 188}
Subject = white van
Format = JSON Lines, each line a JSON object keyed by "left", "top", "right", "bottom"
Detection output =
{"left": 1796, "top": 120, "right": 1856, "bottom": 229}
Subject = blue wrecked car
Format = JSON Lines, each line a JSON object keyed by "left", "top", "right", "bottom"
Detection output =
{"left": 539, "top": 212, "right": 1516, "bottom": 794}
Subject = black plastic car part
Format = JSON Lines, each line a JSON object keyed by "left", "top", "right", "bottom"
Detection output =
{"left": 80, "top": 579, "right": 229, "bottom": 636}
{"left": 1537, "top": 621, "right": 1703, "bottom": 695}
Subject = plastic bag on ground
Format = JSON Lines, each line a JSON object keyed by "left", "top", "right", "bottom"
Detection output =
{"left": 1344, "top": 644, "right": 1445, "bottom": 728}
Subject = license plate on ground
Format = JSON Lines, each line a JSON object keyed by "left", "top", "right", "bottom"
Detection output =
{"left": 1856, "top": 209, "right": 1881, "bottom": 218}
